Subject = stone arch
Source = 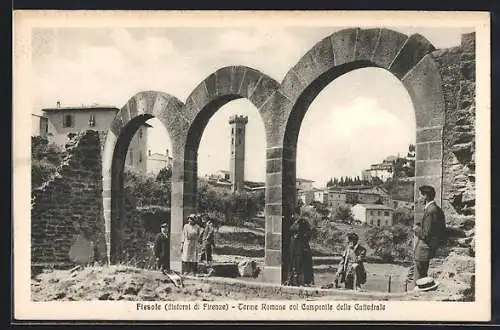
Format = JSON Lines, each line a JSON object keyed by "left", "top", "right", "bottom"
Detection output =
{"left": 169, "top": 65, "right": 280, "bottom": 271}
{"left": 263, "top": 28, "right": 445, "bottom": 283}
{"left": 102, "top": 91, "right": 185, "bottom": 263}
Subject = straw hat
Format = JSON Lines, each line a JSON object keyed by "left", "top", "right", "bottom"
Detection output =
{"left": 414, "top": 277, "right": 439, "bottom": 292}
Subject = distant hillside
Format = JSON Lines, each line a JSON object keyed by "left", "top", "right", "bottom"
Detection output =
{"left": 382, "top": 179, "right": 414, "bottom": 202}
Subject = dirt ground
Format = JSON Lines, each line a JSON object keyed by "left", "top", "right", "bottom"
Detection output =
{"left": 31, "top": 264, "right": 467, "bottom": 302}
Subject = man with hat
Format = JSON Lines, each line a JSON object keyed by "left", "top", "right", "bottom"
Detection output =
{"left": 153, "top": 222, "right": 170, "bottom": 273}
{"left": 412, "top": 184, "right": 446, "bottom": 289}
{"left": 200, "top": 216, "right": 216, "bottom": 264}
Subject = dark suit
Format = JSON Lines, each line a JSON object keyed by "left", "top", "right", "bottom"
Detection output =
{"left": 153, "top": 232, "right": 170, "bottom": 272}
{"left": 413, "top": 201, "right": 445, "bottom": 285}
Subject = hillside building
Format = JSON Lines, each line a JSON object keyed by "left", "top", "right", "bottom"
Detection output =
{"left": 351, "top": 204, "right": 394, "bottom": 227}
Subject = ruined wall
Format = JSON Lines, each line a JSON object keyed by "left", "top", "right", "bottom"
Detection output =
{"left": 431, "top": 32, "right": 476, "bottom": 248}
{"left": 31, "top": 129, "right": 162, "bottom": 268}
{"left": 31, "top": 131, "right": 107, "bottom": 265}
{"left": 428, "top": 32, "right": 476, "bottom": 300}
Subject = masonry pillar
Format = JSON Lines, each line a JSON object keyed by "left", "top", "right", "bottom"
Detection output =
{"left": 169, "top": 143, "right": 197, "bottom": 272}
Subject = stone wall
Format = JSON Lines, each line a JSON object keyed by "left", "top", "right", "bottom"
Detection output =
{"left": 428, "top": 32, "right": 476, "bottom": 299}
{"left": 31, "top": 130, "right": 165, "bottom": 269}
{"left": 31, "top": 131, "right": 107, "bottom": 265}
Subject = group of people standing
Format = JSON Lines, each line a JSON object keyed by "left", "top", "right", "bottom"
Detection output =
{"left": 180, "top": 213, "right": 217, "bottom": 275}
{"left": 287, "top": 184, "right": 445, "bottom": 292}
{"left": 153, "top": 213, "right": 216, "bottom": 275}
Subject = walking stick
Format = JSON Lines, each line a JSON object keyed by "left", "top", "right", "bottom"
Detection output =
{"left": 354, "top": 270, "right": 358, "bottom": 292}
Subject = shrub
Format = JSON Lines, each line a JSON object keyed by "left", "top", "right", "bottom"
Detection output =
{"left": 31, "top": 136, "right": 64, "bottom": 187}
{"left": 364, "top": 224, "right": 413, "bottom": 263}
{"left": 123, "top": 169, "right": 171, "bottom": 207}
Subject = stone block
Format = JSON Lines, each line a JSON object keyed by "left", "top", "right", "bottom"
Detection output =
{"left": 272, "top": 216, "right": 282, "bottom": 234}
{"left": 371, "top": 28, "right": 408, "bottom": 69}
{"left": 266, "top": 147, "right": 283, "bottom": 160}
{"left": 239, "top": 68, "right": 263, "bottom": 99}
{"left": 266, "top": 158, "right": 282, "bottom": 174}
{"left": 417, "top": 127, "right": 443, "bottom": 143}
{"left": 189, "top": 80, "right": 212, "bottom": 112}
{"left": 292, "top": 52, "right": 319, "bottom": 87}
{"left": 308, "top": 35, "right": 336, "bottom": 74}
{"left": 266, "top": 204, "right": 282, "bottom": 217}
{"left": 429, "top": 142, "right": 443, "bottom": 160}
{"left": 330, "top": 28, "right": 359, "bottom": 66}
{"left": 215, "top": 66, "right": 234, "bottom": 96}
{"left": 461, "top": 32, "right": 476, "bottom": 53}
{"left": 261, "top": 265, "right": 282, "bottom": 284}
{"left": 203, "top": 72, "right": 217, "bottom": 98}
{"left": 460, "top": 60, "right": 475, "bottom": 81}
{"left": 264, "top": 249, "right": 282, "bottom": 267}
{"left": 266, "top": 185, "right": 282, "bottom": 204}
{"left": 390, "top": 34, "right": 436, "bottom": 79}
{"left": 416, "top": 143, "right": 429, "bottom": 161}
{"left": 259, "top": 91, "right": 291, "bottom": 147}
{"left": 415, "top": 160, "right": 441, "bottom": 177}
{"left": 249, "top": 76, "right": 279, "bottom": 109}
{"left": 266, "top": 233, "right": 282, "bottom": 250}
{"left": 402, "top": 55, "right": 445, "bottom": 128}
{"left": 266, "top": 172, "right": 282, "bottom": 187}
{"left": 355, "top": 28, "right": 380, "bottom": 62}
{"left": 280, "top": 68, "right": 306, "bottom": 104}
{"left": 229, "top": 66, "right": 246, "bottom": 95}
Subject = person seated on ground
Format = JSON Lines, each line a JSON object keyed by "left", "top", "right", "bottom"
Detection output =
{"left": 323, "top": 233, "right": 367, "bottom": 290}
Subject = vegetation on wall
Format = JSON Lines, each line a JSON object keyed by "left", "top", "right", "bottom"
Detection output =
{"left": 31, "top": 136, "right": 65, "bottom": 188}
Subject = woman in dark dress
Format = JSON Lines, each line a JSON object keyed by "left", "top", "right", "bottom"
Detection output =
{"left": 287, "top": 213, "right": 314, "bottom": 286}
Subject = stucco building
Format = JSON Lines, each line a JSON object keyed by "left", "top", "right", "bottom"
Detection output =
{"left": 35, "top": 102, "right": 149, "bottom": 173}
{"left": 147, "top": 149, "right": 173, "bottom": 175}
{"left": 351, "top": 204, "right": 394, "bottom": 227}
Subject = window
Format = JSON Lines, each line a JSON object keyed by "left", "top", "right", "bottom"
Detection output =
{"left": 231, "top": 128, "right": 234, "bottom": 135}
{"left": 378, "top": 211, "right": 381, "bottom": 216}
{"left": 89, "top": 115, "right": 96, "bottom": 127}
{"left": 377, "top": 219, "right": 381, "bottom": 226}
{"left": 139, "top": 153, "right": 142, "bottom": 163}
{"left": 384, "top": 211, "right": 389, "bottom": 216}
{"left": 139, "top": 128, "right": 143, "bottom": 139}
{"left": 386, "top": 220, "right": 389, "bottom": 226}
{"left": 237, "top": 128, "right": 242, "bottom": 134}
{"left": 63, "top": 114, "right": 73, "bottom": 128}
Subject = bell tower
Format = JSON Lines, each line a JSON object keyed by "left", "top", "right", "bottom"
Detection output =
{"left": 229, "top": 115, "right": 248, "bottom": 192}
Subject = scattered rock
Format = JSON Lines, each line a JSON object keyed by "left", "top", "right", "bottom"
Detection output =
{"left": 54, "top": 292, "right": 66, "bottom": 300}
{"left": 123, "top": 286, "right": 140, "bottom": 295}
{"left": 98, "top": 292, "right": 113, "bottom": 300}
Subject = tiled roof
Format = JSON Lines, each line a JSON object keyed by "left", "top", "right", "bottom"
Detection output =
{"left": 353, "top": 204, "right": 393, "bottom": 210}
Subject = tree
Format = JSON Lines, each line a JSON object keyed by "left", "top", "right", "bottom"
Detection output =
{"left": 326, "top": 178, "right": 334, "bottom": 187}
{"left": 364, "top": 224, "right": 413, "bottom": 263}
{"left": 393, "top": 206, "right": 414, "bottom": 226}
{"left": 156, "top": 166, "right": 172, "bottom": 183}
{"left": 31, "top": 136, "right": 64, "bottom": 188}
{"left": 334, "top": 205, "right": 353, "bottom": 223}
{"left": 310, "top": 201, "right": 330, "bottom": 218}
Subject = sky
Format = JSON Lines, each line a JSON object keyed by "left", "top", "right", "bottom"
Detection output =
{"left": 31, "top": 26, "right": 473, "bottom": 186}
